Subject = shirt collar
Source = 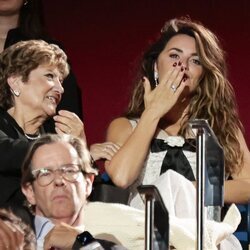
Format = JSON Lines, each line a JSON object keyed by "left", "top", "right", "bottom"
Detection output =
{"left": 35, "top": 215, "right": 55, "bottom": 239}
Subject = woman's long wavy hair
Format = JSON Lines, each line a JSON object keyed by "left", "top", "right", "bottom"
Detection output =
{"left": 125, "top": 17, "right": 243, "bottom": 175}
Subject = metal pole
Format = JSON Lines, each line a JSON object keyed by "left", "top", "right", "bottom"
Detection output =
{"left": 145, "top": 194, "right": 154, "bottom": 250}
{"left": 190, "top": 119, "right": 224, "bottom": 250}
{"left": 196, "top": 128, "right": 205, "bottom": 250}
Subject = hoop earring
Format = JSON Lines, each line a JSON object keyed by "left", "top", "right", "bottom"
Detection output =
{"left": 154, "top": 71, "right": 159, "bottom": 87}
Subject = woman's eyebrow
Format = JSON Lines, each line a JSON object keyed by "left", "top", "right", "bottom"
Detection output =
{"left": 168, "top": 48, "right": 198, "bottom": 56}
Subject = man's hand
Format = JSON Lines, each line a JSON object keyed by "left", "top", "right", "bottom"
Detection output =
{"left": 44, "top": 223, "right": 80, "bottom": 250}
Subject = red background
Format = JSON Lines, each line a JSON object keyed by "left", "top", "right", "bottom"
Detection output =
{"left": 43, "top": 0, "right": 250, "bottom": 147}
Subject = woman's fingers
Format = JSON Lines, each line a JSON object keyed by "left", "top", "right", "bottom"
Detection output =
{"left": 158, "top": 62, "right": 178, "bottom": 87}
{"left": 90, "top": 142, "right": 120, "bottom": 161}
{"left": 53, "top": 110, "right": 85, "bottom": 138}
{"left": 143, "top": 77, "right": 151, "bottom": 96}
{"left": 160, "top": 62, "right": 185, "bottom": 89}
{"left": 143, "top": 62, "right": 187, "bottom": 118}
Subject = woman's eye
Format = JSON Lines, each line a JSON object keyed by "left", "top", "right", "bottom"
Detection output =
{"left": 169, "top": 54, "right": 179, "bottom": 59}
{"left": 45, "top": 73, "right": 54, "bottom": 80}
{"left": 191, "top": 58, "right": 201, "bottom": 65}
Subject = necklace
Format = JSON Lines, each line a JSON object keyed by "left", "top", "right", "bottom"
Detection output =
{"left": 24, "top": 132, "right": 41, "bottom": 140}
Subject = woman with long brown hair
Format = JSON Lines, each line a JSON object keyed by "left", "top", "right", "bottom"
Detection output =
{"left": 104, "top": 17, "right": 249, "bottom": 248}
{"left": 105, "top": 17, "right": 250, "bottom": 208}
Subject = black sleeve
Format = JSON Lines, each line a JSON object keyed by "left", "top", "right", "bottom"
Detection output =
{"left": 0, "top": 130, "right": 30, "bottom": 175}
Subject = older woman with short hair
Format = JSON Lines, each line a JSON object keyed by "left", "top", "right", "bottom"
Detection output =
{"left": 0, "top": 39, "right": 86, "bottom": 208}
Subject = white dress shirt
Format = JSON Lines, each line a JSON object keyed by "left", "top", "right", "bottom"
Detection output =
{"left": 35, "top": 215, "right": 55, "bottom": 250}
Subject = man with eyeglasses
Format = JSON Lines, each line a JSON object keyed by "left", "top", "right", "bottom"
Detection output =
{"left": 21, "top": 133, "right": 127, "bottom": 250}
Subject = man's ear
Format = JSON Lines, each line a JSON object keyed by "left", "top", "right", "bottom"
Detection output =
{"left": 85, "top": 174, "right": 94, "bottom": 197}
{"left": 21, "top": 183, "right": 37, "bottom": 206}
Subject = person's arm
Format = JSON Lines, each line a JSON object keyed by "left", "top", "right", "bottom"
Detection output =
{"left": 105, "top": 115, "right": 159, "bottom": 188}
{"left": 224, "top": 129, "right": 250, "bottom": 204}
{"left": 0, "top": 130, "right": 29, "bottom": 174}
{"left": 105, "top": 71, "right": 187, "bottom": 188}
{"left": 44, "top": 223, "right": 123, "bottom": 250}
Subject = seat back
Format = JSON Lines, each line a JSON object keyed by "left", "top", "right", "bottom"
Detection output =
{"left": 234, "top": 204, "right": 250, "bottom": 250}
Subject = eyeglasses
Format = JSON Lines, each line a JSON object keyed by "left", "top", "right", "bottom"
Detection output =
{"left": 31, "top": 164, "right": 85, "bottom": 187}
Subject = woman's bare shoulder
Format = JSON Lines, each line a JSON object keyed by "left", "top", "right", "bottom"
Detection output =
{"left": 106, "top": 117, "right": 133, "bottom": 145}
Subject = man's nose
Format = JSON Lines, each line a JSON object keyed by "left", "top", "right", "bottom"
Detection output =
{"left": 53, "top": 171, "right": 65, "bottom": 186}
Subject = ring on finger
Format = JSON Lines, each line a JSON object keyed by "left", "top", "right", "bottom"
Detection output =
{"left": 170, "top": 84, "right": 177, "bottom": 92}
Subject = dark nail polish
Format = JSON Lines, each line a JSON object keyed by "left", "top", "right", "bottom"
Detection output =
{"left": 181, "top": 66, "right": 184, "bottom": 72}
{"left": 173, "top": 62, "right": 177, "bottom": 67}
{"left": 178, "top": 61, "right": 182, "bottom": 66}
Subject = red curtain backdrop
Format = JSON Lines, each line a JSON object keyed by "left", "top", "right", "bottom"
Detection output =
{"left": 43, "top": 0, "right": 250, "bottom": 147}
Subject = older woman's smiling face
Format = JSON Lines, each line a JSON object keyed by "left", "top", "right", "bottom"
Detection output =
{"left": 15, "top": 64, "right": 64, "bottom": 118}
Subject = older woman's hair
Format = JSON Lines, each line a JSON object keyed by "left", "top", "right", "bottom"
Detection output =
{"left": 126, "top": 17, "right": 243, "bottom": 175}
{"left": 21, "top": 133, "right": 98, "bottom": 188}
{"left": 0, "top": 208, "right": 36, "bottom": 249}
{"left": 0, "top": 39, "right": 69, "bottom": 110}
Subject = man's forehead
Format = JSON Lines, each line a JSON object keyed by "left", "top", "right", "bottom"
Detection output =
{"left": 31, "top": 142, "right": 78, "bottom": 167}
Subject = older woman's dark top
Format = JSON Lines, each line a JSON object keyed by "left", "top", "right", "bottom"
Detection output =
{"left": 0, "top": 108, "right": 32, "bottom": 207}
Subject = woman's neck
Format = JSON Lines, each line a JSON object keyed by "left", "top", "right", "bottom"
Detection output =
{"left": 7, "top": 106, "right": 46, "bottom": 135}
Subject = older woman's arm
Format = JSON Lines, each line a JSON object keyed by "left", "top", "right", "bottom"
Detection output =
{"left": 0, "top": 130, "right": 29, "bottom": 174}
